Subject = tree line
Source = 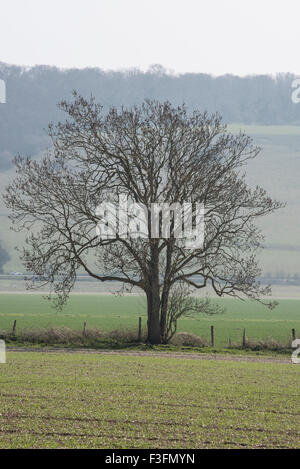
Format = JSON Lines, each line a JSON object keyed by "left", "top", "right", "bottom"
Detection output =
{"left": 0, "top": 63, "right": 299, "bottom": 170}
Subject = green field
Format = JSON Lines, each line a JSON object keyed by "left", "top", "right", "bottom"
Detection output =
{"left": 0, "top": 294, "right": 300, "bottom": 347}
{"left": 228, "top": 124, "right": 300, "bottom": 135}
{"left": 0, "top": 351, "right": 299, "bottom": 449}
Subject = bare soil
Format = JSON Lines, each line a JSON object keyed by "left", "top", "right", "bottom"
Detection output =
{"left": 7, "top": 347, "right": 292, "bottom": 364}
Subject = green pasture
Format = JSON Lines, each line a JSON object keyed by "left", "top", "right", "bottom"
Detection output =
{"left": 228, "top": 124, "right": 300, "bottom": 135}
{"left": 0, "top": 294, "right": 299, "bottom": 346}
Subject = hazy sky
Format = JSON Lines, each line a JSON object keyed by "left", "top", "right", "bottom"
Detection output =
{"left": 1, "top": 0, "right": 300, "bottom": 75}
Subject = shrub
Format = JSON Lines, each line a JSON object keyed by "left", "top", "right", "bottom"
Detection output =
{"left": 0, "top": 326, "right": 146, "bottom": 346}
{"left": 109, "top": 328, "right": 147, "bottom": 343}
{"left": 20, "top": 327, "right": 82, "bottom": 344}
{"left": 171, "top": 332, "right": 209, "bottom": 347}
{"left": 228, "top": 336, "right": 290, "bottom": 352}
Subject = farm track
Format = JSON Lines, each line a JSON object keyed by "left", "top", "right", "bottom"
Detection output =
{"left": 7, "top": 347, "right": 291, "bottom": 364}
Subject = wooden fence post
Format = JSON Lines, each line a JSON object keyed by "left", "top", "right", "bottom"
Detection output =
{"left": 12, "top": 320, "right": 17, "bottom": 335}
{"left": 138, "top": 317, "right": 142, "bottom": 342}
{"left": 211, "top": 325, "right": 214, "bottom": 347}
{"left": 292, "top": 328, "right": 296, "bottom": 341}
{"left": 83, "top": 321, "right": 87, "bottom": 336}
{"left": 242, "top": 328, "right": 246, "bottom": 348}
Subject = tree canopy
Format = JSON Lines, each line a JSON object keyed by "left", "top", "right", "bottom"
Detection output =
{"left": 4, "top": 95, "right": 283, "bottom": 343}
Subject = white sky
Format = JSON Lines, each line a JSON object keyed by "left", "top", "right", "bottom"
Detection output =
{"left": 0, "top": 0, "right": 300, "bottom": 75}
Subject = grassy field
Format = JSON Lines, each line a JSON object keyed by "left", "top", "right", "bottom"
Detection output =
{"left": 227, "top": 124, "right": 300, "bottom": 135}
{"left": 0, "top": 351, "right": 298, "bottom": 449}
{"left": 0, "top": 294, "right": 300, "bottom": 347}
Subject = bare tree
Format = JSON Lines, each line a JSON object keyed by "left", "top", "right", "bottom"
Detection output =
{"left": 4, "top": 94, "right": 283, "bottom": 344}
{"left": 162, "top": 283, "right": 224, "bottom": 344}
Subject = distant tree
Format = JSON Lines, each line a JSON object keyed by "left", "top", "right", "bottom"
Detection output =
{"left": 4, "top": 95, "right": 283, "bottom": 344}
{"left": 0, "top": 241, "right": 10, "bottom": 274}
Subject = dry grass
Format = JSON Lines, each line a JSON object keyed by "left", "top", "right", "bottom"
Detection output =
{"left": 0, "top": 326, "right": 146, "bottom": 347}
{"left": 109, "top": 328, "right": 147, "bottom": 343}
{"left": 170, "top": 332, "right": 209, "bottom": 347}
{"left": 229, "top": 336, "right": 291, "bottom": 352}
{"left": 0, "top": 327, "right": 293, "bottom": 352}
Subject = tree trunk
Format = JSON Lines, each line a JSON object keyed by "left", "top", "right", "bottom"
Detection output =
{"left": 147, "top": 289, "right": 161, "bottom": 344}
{"left": 159, "top": 243, "right": 173, "bottom": 344}
{"left": 146, "top": 242, "right": 161, "bottom": 344}
{"left": 160, "top": 287, "right": 170, "bottom": 344}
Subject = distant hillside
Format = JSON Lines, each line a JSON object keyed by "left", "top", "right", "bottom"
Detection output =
{"left": 1, "top": 63, "right": 300, "bottom": 169}
{"left": 0, "top": 63, "right": 299, "bottom": 276}
{"left": 0, "top": 126, "right": 300, "bottom": 276}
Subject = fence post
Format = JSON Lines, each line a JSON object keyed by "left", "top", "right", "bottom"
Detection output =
{"left": 242, "top": 328, "right": 246, "bottom": 348}
{"left": 12, "top": 320, "right": 17, "bottom": 335}
{"left": 138, "top": 317, "right": 142, "bottom": 342}
{"left": 292, "top": 328, "right": 296, "bottom": 341}
{"left": 83, "top": 321, "right": 87, "bottom": 336}
{"left": 211, "top": 325, "right": 214, "bottom": 347}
